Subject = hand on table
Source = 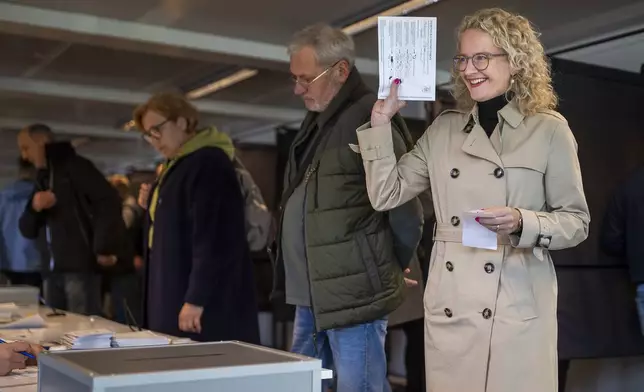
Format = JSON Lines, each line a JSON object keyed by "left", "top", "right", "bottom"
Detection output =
{"left": 0, "top": 342, "right": 43, "bottom": 375}
{"left": 476, "top": 207, "right": 522, "bottom": 236}
{"left": 179, "top": 303, "right": 203, "bottom": 334}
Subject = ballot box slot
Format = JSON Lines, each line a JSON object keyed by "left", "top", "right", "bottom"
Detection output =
{"left": 125, "top": 353, "right": 224, "bottom": 361}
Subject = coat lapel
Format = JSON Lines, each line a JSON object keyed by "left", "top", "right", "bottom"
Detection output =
{"left": 461, "top": 106, "right": 504, "bottom": 167}
{"left": 461, "top": 100, "right": 525, "bottom": 166}
{"left": 489, "top": 127, "right": 503, "bottom": 155}
{"left": 498, "top": 100, "right": 525, "bottom": 129}
{"left": 495, "top": 100, "right": 526, "bottom": 156}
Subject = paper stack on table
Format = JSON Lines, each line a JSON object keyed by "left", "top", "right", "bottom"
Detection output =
{"left": 111, "top": 331, "right": 171, "bottom": 348}
{"left": 0, "top": 303, "right": 19, "bottom": 322}
{"left": 61, "top": 329, "right": 114, "bottom": 349}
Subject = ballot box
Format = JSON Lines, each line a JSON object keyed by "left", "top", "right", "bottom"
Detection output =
{"left": 37, "top": 341, "right": 330, "bottom": 392}
{"left": 0, "top": 285, "right": 39, "bottom": 306}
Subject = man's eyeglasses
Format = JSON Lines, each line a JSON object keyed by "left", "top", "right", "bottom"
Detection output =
{"left": 452, "top": 52, "right": 508, "bottom": 72}
{"left": 140, "top": 119, "right": 169, "bottom": 141}
{"left": 290, "top": 60, "right": 341, "bottom": 90}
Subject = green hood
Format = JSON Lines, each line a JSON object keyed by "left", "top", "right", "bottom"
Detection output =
{"left": 176, "top": 126, "right": 235, "bottom": 160}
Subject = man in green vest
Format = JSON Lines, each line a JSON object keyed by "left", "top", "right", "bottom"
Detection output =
{"left": 270, "top": 24, "right": 423, "bottom": 392}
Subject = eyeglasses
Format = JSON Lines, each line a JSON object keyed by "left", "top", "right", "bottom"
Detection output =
{"left": 452, "top": 52, "right": 508, "bottom": 72}
{"left": 290, "top": 60, "right": 341, "bottom": 90}
{"left": 140, "top": 119, "right": 170, "bottom": 141}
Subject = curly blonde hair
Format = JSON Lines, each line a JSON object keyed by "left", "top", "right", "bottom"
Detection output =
{"left": 451, "top": 8, "right": 557, "bottom": 116}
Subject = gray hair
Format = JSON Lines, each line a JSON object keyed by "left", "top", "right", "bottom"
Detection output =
{"left": 287, "top": 24, "right": 355, "bottom": 68}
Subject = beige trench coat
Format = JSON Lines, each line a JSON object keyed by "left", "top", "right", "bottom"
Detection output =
{"left": 351, "top": 101, "right": 590, "bottom": 392}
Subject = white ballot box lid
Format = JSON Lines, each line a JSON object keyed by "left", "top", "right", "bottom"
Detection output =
{"left": 38, "top": 341, "right": 329, "bottom": 392}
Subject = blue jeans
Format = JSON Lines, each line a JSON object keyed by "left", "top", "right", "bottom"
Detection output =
{"left": 636, "top": 285, "right": 644, "bottom": 336}
{"left": 291, "top": 306, "right": 391, "bottom": 392}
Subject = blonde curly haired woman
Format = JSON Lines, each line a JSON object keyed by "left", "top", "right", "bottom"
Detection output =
{"left": 352, "top": 8, "right": 590, "bottom": 392}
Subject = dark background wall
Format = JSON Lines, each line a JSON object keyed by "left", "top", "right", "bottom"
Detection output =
{"left": 549, "top": 58, "right": 644, "bottom": 359}
{"left": 551, "top": 58, "right": 644, "bottom": 268}
{"left": 236, "top": 143, "right": 278, "bottom": 210}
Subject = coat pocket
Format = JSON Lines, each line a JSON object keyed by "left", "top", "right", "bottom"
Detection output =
{"left": 503, "top": 252, "right": 539, "bottom": 321}
{"left": 355, "top": 232, "right": 383, "bottom": 293}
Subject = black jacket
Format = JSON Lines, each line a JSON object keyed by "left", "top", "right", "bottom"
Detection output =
{"left": 19, "top": 142, "right": 128, "bottom": 275}
{"left": 142, "top": 145, "right": 260, "bottom": 344}
{"left": 600, "top": 166, "right": 644, "bottom": 283}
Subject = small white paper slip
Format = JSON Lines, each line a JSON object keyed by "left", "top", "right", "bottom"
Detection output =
{"left": 467, "top": 209, "right": 496, "bottom": 218}
{"left": 462, "top": 210, "right": 498, "bottom": 250}
{"left": 377, "top": 16, "right": 437, "bottom": 101}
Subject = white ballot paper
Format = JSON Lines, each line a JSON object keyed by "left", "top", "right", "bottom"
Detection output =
{"left": 377, "top": 16, "right": 437, "bottom": 101}
{"left": 462, "top": 209, "right": 498, "bottom": 250}
{"left": 0, "top": 314, "right": 46, "bottom": 329}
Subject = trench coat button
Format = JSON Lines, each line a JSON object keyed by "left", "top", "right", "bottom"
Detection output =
{"left": 446, "top": 261, "right": 454, "bottom": 271}
{"left": 494, "top": 167, "right": 505, "bottom": 178}
{"left": 482, "top": 308, "right": 492, "bottom": 319}
{"left": 484, "top": 263, "right": 495, "bottom": 274}
{"left": 463, "top": 122, "right": 473, "bottom": 134}
{"left": 450, "top": 216, "right": 460, "bottom": 227}
{"left": 444, "top": 308, "right": 453, "bottom": 318}
{"left": 450, "top": 168, "right": 460, "bottom": 178}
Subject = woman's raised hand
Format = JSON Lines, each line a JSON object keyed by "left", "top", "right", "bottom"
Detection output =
{"left": 370, "top": 78, "right": 407, "bottom": 127}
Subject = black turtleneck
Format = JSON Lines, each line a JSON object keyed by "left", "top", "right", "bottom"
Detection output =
{"left": 477, "top": 94, "right": 508, "bottom": 138}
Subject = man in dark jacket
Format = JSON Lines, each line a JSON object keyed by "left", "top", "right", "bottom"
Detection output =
{"left": 271, "top": 24, "right": 423, "bottom": 392}
{"left": 17, "top": 124, "right": 127, "bottom": 316}
{"left": 600, "top": 165, "right": 644, "bottom": 335}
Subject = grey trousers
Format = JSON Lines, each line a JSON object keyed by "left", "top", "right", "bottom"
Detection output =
{"left": 44, "top": 272, "right": 102, "bottom": 316}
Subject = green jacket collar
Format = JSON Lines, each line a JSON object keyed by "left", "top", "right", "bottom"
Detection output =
{"left": 315, "top": 67, "right": 367, "bottom": 130}
{"left": 174, "top": 126, "right": 235, "bottom": 161}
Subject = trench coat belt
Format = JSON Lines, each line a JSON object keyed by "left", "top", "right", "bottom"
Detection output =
{"left": 433, "top": 222, "right": 512, "bottom": 246}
